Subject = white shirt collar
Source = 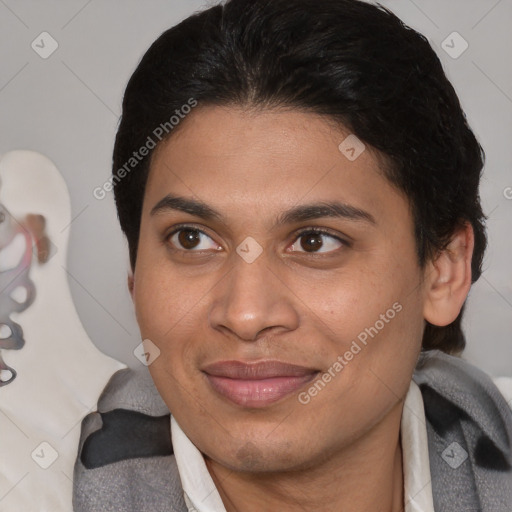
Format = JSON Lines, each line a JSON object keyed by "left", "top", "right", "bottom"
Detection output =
{"left": 401, "top": 379, "right": 435, "bottom": 512}
{"left": 171, "top": 379, "right": 435, "bottom": 512}
{"left": 171, "top": 416, "right": 226, "bottom": 512}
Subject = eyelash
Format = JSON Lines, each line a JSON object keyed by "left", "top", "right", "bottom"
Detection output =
{"left": 164, "top": 224, "right": 350, "bottom": 255}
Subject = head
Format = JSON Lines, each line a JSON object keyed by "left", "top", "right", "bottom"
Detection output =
{"left": 112, "top": 0, "right": 486, "bottom": 474}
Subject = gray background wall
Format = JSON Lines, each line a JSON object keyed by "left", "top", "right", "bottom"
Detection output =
{"left": 1, "top": 0, "right": 510, "bottom": 375}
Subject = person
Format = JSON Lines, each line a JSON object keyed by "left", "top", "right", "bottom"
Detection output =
{"left": 73, "top": 0, "right": 512, "bottom": 510}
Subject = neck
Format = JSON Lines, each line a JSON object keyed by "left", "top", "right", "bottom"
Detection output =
{"left": 205, "top": 400, "right": 405, "bottom": 512}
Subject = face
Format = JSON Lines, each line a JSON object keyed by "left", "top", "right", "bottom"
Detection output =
{"left": 132, "top": 105, "right": 427, "bottom": 473}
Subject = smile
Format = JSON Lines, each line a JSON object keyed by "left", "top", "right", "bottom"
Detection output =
{"left": 202, "top": 360, "right": 320, "bottom": 408}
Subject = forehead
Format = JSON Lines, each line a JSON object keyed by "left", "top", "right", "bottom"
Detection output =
{"left": 144, "top": 105, "right": 409, "bottom": 227}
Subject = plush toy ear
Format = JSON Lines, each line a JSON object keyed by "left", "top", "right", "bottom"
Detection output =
{"left": 423, "top": 222, "right": 474, "bottom": 327}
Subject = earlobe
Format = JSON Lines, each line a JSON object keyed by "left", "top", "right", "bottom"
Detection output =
{"left": 423, "top": 223, "right": 475, "bottom": 327}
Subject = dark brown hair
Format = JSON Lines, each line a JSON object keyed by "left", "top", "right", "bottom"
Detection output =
{"left": 112, "top": 0, "right": 487, "bottom": 354}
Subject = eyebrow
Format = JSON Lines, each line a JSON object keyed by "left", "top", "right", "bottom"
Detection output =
{"left": 150, "top": 194, "right": 376, "bottom": 226}
{"left": 277, "top": 202, "right": 376, "bottom": 226}
{"left": 151, "top": 194, "right": 222, "bottom": 221}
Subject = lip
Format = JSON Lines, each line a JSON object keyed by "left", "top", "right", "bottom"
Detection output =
{"left": 202, "top": 360, "right": 319, "bottom": 408}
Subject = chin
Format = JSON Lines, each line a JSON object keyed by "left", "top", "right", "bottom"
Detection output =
{"left": 204, "top": 436, "right": 318, "bottom": 474}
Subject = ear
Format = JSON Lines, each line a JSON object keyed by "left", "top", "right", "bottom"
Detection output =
{"left": 423, "top": 223, "right": 474, "bottom": 327}
{"left": 127, "top": 272, "right": 135, "bottom": 301}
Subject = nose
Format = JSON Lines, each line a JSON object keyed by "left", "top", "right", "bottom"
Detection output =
{"left": 208, "top": 252, "right": 300, "bottom": 342}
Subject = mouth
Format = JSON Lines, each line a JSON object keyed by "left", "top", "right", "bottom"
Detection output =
{"left": 202, "top": 360, "right": 320, "bottom": 408}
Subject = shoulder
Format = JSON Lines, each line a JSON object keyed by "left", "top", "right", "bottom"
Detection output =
{"left": 73, "top": 368, "right": 187, "bottom": 512}
{"left": 413, "top": 349, "right": 512, "bottom": 424}
{"left": 414, "top": 349, "right": 511, "bottom": 406}
{"left": 413, "top": 350, "right": 512, "bottom": 509}
{"left": 413, "top": 349, "right": 512, "bottom": 469}
{"left": 493, "top": 376, "right": 512, "bottom": 412}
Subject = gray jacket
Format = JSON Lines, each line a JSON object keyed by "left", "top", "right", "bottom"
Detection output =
{"left": 73, "top": 350, "right": 512, "bottom": 511}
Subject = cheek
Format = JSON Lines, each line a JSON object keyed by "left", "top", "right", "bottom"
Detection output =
{"left": 133, "top": 258, "right": 202, "bottom": 341}
{"left": 133, "top": 269, "right": 203, "bottom": 411}
{"left": 291, "top": 258, "right": 406, "bottom": 341}
{"left": 300, "top": 251, "right": 423, "bottom": 387}
{"left": 132, "top": 259, "right": 212, "bottom": 377}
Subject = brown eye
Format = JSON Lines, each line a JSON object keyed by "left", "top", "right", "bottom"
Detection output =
{"left": 289, "top": 230, "right": 344, "bottom": 254}
{"left": 168, "top": 227, "right": 220, "bottom": 252}
{"left": 300, "top": 233, "right": 324, "bottom": 252}
{"left": 178, "top": 229, "right": 201, "bottom": 249}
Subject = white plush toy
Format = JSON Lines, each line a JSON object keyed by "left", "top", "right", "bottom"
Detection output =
{"left": 0, "top": 150, "right": 125, "bottom": 511}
